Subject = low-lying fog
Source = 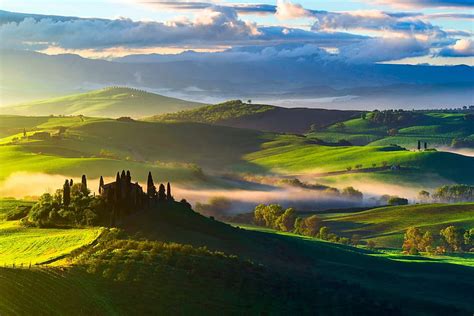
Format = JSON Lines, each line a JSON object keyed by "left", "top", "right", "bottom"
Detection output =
{"left": 1, "top": 172, "right": 432, "bottom": 214}
{"left": 437, "top": 147, "right": 474, "bottom": 157}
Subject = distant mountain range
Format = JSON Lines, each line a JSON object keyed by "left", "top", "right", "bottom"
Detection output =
{"left": 0, "top": 87, "right": 203, "bottom": 118}
{"left": 1, "top": 49, "right": 473, "bottom": 108}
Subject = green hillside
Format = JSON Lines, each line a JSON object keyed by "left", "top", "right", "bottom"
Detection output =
{"left": 244, "top": 135, "right": 474, "bottom": 185}
{"left": 1, "top": 115, "right": 473, "bottom": 189}
{"left": 0, "top": 202, "right": 473, "bottom": 314}
{"left": 150, "top": 100, "right": 361, "bottom": 133}
{"left": 309, "top": 112, "right": 474, "bottom": 147}
{"left": 322, "top": 203, "right": 474, "bottom": 248}
{"left": 0, "top": 87, "right": 204, "bottom": 118}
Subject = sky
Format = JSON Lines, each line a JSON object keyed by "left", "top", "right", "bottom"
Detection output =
{"left": 0, "top": 0, "right": 473, "bottom": 65}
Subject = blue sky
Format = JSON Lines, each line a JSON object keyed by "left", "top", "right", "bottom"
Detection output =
{"left": 1, "top": 0, "right": 472, "bottom": 64}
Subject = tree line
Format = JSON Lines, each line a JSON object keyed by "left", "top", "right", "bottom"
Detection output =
{"left": 253, "top": 204, "right": 359, "bottom": 246}
{"left": 403, "top": 226, "right": 474, "bottom": 255}
{"left": 418, "top": 184, "right": 474, "bottom": 203}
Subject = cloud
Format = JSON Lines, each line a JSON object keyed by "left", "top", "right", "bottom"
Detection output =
{"left": 438, "top": 39, "right": 474, "bottom": 57}
{"left": 339, "top": 37, "right": 432, "bottom": 63}
{"left": 372, "top": 0, "right": 473, "bottom": 8}
{"left": 311, "top": 10, "right": 445, "bottom": 39}
{"left": 275, "top": 0, "right": 312, "bottom": 19}
{"left": 0, "top": 9, "right": 262, "bottom": 50}
{"left": 0, "top": 9, "right": 362, "bottom": 51}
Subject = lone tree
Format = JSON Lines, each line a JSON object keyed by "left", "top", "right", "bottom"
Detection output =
{"left": 99, "top": 176, "right": 104, "bottom": 190}
{"left": 63, "top": 180, "right": 71, "bottom": 207}
{"left": 158, "top": 184, "right": 166, "bottom": 201}
{"left": 424, "top": 142, "right": 428, "bottom": 150}
{"left": 23, "top": 128, "right": 26, "bottom": 137}
{"left": 81, "top": 174, "right": 88, "bottom": 194}
{"left": 417, "top": 140, "right": 421, "bottom": 150}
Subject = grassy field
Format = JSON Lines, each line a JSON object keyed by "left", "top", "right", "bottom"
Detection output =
{"left": 0, "top": 201, "right": 473, "bottom": 314}
{"left": 309, "top": 112, "right": 474, "bottom": 147}
{"left": 321, "top": 203, "right": 474, "bottom": 248}
{"left": 1, "top": 114, "right": 473, "bottom": 191}
{"left": 244, "top": 135, "right": 474, "bottom": 185}
{"left": 0, "top": 220, "right": 102, "bottom": 266}
{"left": 0, "top": 199, "right": 35, "bottom": 220}
{"left": 0, "top": 87, "right": 204, "bottom": 118}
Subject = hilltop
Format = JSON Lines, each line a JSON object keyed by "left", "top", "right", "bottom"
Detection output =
{"left": 0, "top": 87, "right": 204, "bottom": 118}
{"left": 149, "top": 100, "right": 361, "bottom": 134}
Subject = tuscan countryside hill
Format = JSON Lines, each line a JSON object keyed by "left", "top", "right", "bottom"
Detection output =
{"left": 0, "top": 111, "right": 473, "bottom": 191}
{"left": 1, "top": 197, "right": 473, "bottom": 315}
{"left": 0, "top": 87, "right": 204, "bottom": 118}
{"left": 2, "top": 2, "right": 474, "bottom": 315}
{"left": 150, "top": 100, "right": 362, "bottom": 133}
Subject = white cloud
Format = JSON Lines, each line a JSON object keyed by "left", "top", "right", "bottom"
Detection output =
{"left": 438, "top": 39, "right": 474, "bottom": 57}
{"left": 275, "top": 0, "right": 311, "bottom": 19}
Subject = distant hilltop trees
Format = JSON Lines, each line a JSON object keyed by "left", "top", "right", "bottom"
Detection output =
{"left": 26, "top": 171, "right": 184, "bottom": 228}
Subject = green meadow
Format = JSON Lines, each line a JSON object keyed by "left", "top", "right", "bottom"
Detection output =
{"left": 309, "top": 112, "right": 474, "bottom": 147}
{"left": 0, "top": 220, "right": 101, "bottom": 266}
{"left": 320, "top": 203, "right": 474, "bottom": 248}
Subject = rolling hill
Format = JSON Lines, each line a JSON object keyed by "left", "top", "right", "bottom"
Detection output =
{"left": 149, "top": 100, "right": 361, "bottom": 134}
{"left": 1, "top": 115, "right": 473, "bottom": 190}
{"left": 309, "top": 112, "right": 474, "bottom": 147}
{"left": 0, "top": 201, "right": 473, "bottom": 314}
{"left": 0, "top": 87, "right": 204, "bottom": 118}
{"left": 321, "top": 203, "right": 474, "bottom": 248}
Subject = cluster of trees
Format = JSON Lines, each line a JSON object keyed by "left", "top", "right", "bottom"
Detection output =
{"left": 365, "top": 109, "right": 419, "bottom": 126}
{"left": 379, "top": 195, "right": 409, "bottom": 206}
{"left": 403, "top": 226, "right": 474, "bottom": 255}
{"left": 418, "top": 185, "right": 474, "bottom": 203}
{"left": 253, "top": 204, "right": 359, "bottom": 246}
{"left": 28, "top": 176, "right": 107, "bottom": 227}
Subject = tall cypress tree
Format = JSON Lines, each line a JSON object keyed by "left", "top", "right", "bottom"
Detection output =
{"left": 81, "top": 174, "right": 88, "bottom": 195}
{"left": 147, "top": 172, "right": 156, "bottom": 198}
{"left": 63, "top": 179, "right": 71, "bottom": 208}
{"left": 115, "top": 172, "right": 121, "bottom": 202}
{"left": 166, "top": 182, "right": 173, "bottom": 201}
{"left": 99, "top": 176, "right": 104, "bottom": 195}
{"left": 158, "top": 184, "right": 166, "bottom": 201}
{"left": 70, "top": 179, "right": 74, "bottom": 186}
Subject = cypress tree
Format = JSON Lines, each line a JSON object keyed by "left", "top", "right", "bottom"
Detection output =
{"left": 166, "top": 182, "right": 173, "bottom": 201}
{"left": 158, "top": 184, "right": 166, "bottom": 201}
{"left": 115, "top": 172, "right": 121, "bottom": 202}
{"left": 70, "top": 179, "right": 73, "bottom": 186}
{"left": 424, "top": 142, "right": 427, "bottom": 150}
{"left": 99, "top": 176, "right": 104, "bottom": 194}
{"left": 417, "top": 140, "right": 421, "bottom": 150}
{"left": 81, "top": 174, "right": 88, "bottom": 194}
{"left": 63, "top": 179, "right": 71, "bottom": 207}
{"left": 23, "top": 128, "right": 26, "bottom": 137}
{"left": 147, "top": 172, "right": 156, "bottom": 198}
